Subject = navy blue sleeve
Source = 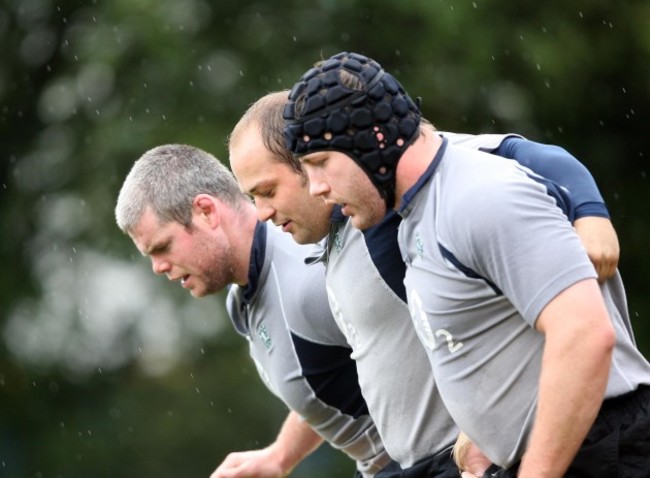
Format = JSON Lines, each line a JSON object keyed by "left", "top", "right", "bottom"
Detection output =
{"left": 493, "top": 138, "right": 610, "bottom": 219}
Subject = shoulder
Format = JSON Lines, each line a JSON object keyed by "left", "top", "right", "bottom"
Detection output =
{"left": 438, "top": 148, "right": 552, "bottom": 240}
{"left": 440, "top": 131, "right": 523, "bottom": 152}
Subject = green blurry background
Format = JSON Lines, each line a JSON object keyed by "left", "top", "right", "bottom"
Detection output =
{"left": 1, "top": 0, "right": 648, "bottom": 476}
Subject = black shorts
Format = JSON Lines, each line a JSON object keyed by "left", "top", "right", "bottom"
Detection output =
{"left": 486, "top": 385, "right": 650, "bottom": 478}
{"left": 354, "top": 446, "right": 458, "bottom": 478}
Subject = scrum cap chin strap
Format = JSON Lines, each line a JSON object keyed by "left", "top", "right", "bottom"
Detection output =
{"left": 283, "top": 51, "right": 421, "bottom": 210}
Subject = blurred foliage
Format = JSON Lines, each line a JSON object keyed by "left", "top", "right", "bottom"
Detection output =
{"left": 0, "top": 0, "right": 648, "bottom": 476}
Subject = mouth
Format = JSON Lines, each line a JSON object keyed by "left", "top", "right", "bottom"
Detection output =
{"left": 180, "top": 275, "right": 190, "bottom": 287}
{"left": 280, "top": 220, "right": 292, "bottom": 233}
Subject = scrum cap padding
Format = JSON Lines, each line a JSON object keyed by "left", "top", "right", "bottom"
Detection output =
{"left": 283, "top": 52, "right": 421, "bottom": 209}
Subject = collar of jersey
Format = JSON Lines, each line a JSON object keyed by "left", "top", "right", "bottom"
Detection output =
{"left": 398, "top": 135, "right": 448, "bottom": 217}
{"left": 242, "top": 220, "right": 267, "bottom": 304}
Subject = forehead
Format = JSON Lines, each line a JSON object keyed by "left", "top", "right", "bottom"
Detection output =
{"left": 230, "top": 126, "right": 302, "bottom": 191}
{"left": 230, "top": 126, "right": 271, "bottom": 175}
{"left": 129, "top": 208, "right": 179, "bottom": 255}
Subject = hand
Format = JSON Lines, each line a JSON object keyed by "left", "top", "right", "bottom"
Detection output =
{"left": 452, "top": 432, "right": 492, "bottom": 478}
{"left": 210, "top": 447, "right": 290, "bottom": 478}
{"left": 461, "top": 441, "right": 491, "bottom": 477}
{"left": 461, "top": 473, "right": 481, "bottom": 478}
{"left": 573, "top": 216, "right": 619, "bottom": 282}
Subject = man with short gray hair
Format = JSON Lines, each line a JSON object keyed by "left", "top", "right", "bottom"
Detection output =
{"left": 115, "top": 144, "right": 393, "bottom": 477}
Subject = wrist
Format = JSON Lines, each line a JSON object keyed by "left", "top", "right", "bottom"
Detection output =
{"left": 265, "top": 442, "right": 296, "bottom": 476}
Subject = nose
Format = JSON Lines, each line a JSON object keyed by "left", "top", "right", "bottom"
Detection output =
{"left": 304, "top": 167, "right": 330, "bottom": 197}
{"left": 255, "top": 200, "right": 275, "bottom": 223}
{"left": 308, "top": 177, "right": 330, "bottom": 198}
{"left": 151, "top": 256, "right": 171, "bottom": 275}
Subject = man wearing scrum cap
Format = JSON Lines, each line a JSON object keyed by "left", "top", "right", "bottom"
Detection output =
{"left": 283, "top": 51, "right": 650, "bottom": 477}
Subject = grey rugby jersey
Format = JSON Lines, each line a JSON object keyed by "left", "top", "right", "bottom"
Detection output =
{"left": 226, "top": 221, "right": 391, "bottom": 476}
{"left": 397, "top": 138, "right": 650, "bottom": 467}
{"left": 313, "top": 214, "right": 459, "bottom": 467}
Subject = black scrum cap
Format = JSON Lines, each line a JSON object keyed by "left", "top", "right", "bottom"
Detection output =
{"left": 283, "top": 51, "right": 421, "bottom": 209}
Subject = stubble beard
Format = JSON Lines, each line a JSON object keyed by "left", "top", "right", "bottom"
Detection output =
{"left": 194, "top": 234, "right": 235, "bottom": 297}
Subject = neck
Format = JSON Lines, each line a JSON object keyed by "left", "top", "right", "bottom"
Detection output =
{"left": 393, "top": 129, "right": 442, "bottom": 210}
{"left": 227, "top": 201, "right": 259, "bottom": 286}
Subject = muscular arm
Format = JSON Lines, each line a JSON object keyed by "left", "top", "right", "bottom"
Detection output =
{"left": 210, "top": 411, "right": 324, "bottom": 478}
{"left": 518, "top": 278, "right": 616, "bottom": 478}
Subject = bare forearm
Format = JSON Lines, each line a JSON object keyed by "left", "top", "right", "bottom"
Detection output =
{"left": 271, "top": 411, "right": 325, "bottom": 473}
{"left": 211, "top": 411, "right": 324, "bottom": 478}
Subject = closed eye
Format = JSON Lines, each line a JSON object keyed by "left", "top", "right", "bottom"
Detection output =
{"left": 300, "top": 153, "right": 327, "bottom": 168}
{"left": 256, "top": 189, "right": 274, "bottom": 199}
{"left": 148, "top": 242, "right": 169, "bottom": 256}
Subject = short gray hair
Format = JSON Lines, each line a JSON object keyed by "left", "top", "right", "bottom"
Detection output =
{"left": 115, "top": 144, "right": 244, "bottom": 233}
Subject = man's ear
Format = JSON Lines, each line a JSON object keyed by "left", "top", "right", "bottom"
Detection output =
{"left": 192, "top": 194, "right": 220, "bottom": 228}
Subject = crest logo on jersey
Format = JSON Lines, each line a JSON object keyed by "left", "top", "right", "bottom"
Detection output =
{"left": 334, "top": 231, "right": 343, "bottom": 253}
{"left": 257, "top": 323, "right": 272, "bottom": 350}
{"left": 415, "top": 231, "right": 424, "bottom": 258}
